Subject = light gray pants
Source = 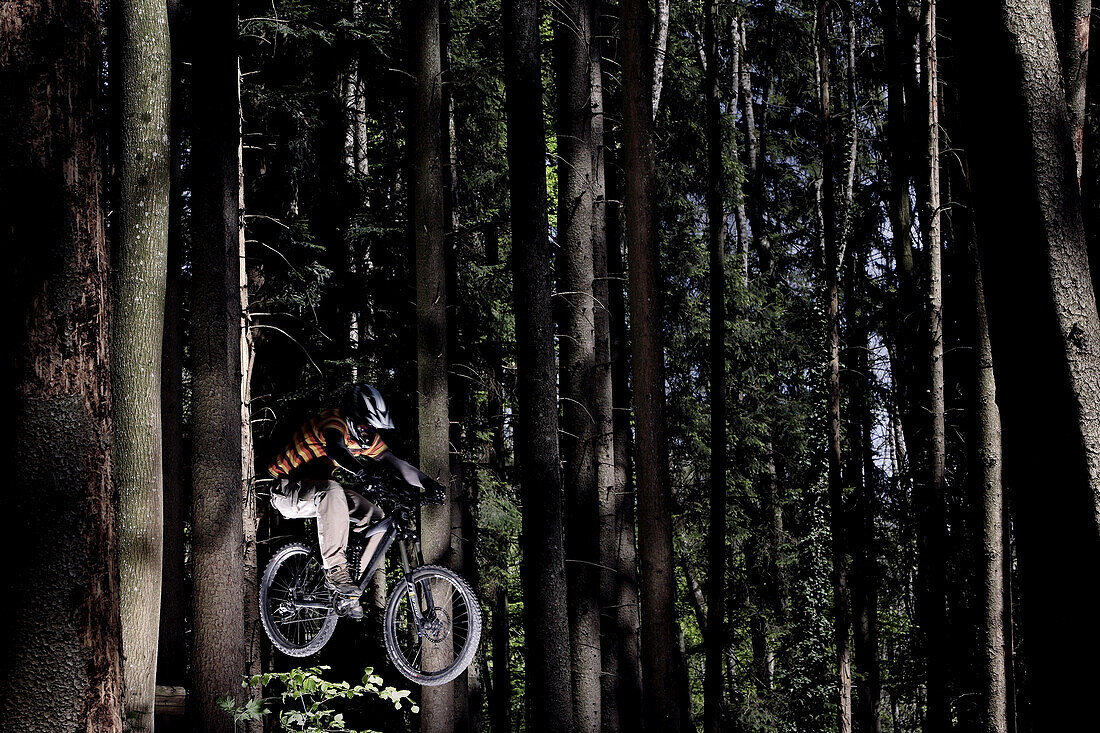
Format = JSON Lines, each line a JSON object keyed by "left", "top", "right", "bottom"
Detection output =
{"left": 271, "top": 479, "right": 382, "bottom": 570}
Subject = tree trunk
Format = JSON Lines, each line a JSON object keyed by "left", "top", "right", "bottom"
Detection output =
{"left": 490, "top": 582, "right": 512, "bottom": 733}
{"left": 158, "top": 0, "right": 189, "bottom": 701}
{"left": 1084, "top": 0, "right": 1100, "bottom": 298}
{"left": 955, "top": 0, "right": 1100, "bottom": 728}
{"left": 621, "top": 0, "right": 684, "bottom": 727}
{"left": 555, "top": 1, "right": 602, "bottom": 729}
{"left": 589, "top": 7, "right": 623, "bottom": 733}
{"left": 881, "top": 0, "right": 924, "bottom": 480}
{"left": 189, "top": 0, "right": 246, "bottom": 729}
{"left": 651, "top": 0, "right": 670, "bottom": 119}
{"left": 703, "top": 0, "right": 727, "bottom": 729}
{"left": 411, "top": 1, "right": 454, "bottom": 728}
{"left": 238, "top": 82, "right": 260, "bottom": 733}
{"left": 728, "top": 16, "right": 751, "bottom": 280}
{"left": 816, "top": 2, "right": 852, "bottom": 731}
{"left": 601, "top": 88, "right": 644, "bottom": 733}
{"left": 847, "top": 252, "right": 882, "bottom": 733}
{"left": 969, "top": 237, "right": 1008, "bottom": 733}
{"left": 0, "top": 2, "right": 125, "bottom": 730}
{"left": 113, "top": 0, "right": 172, "bottom": 727}
{"left": 1051, "top": 0, "right": 1091, "bottom": 182}
{"left": 736, "top": 16, "right": 773, "bottom": 277}
{"left": 502, "top": 0, "right": 574, "bottom": 729}
{"left": 918, "top": 3, "right": 950, "bottom": 731}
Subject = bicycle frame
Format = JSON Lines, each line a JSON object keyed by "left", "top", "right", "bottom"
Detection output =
{"left": 352, "top": 516, "right": 437, "bottom": 628}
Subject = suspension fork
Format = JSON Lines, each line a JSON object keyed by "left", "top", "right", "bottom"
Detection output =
{"left": 398, "top": 540, "right": 434, "bottom": 626}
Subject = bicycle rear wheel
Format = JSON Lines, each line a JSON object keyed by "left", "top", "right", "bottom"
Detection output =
{"left": 383, "top": 565, "right": 482, "bottom": 686}
{"left": 259, "top": 542, "right": 338, "bottom": 657}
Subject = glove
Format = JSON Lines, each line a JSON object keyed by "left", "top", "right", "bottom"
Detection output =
{"left": 422, "top": 477, "right": 446, "bottom": 505}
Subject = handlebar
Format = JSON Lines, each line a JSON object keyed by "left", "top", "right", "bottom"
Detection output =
{"left": 356, "top": 473, "right": 445, "bottom": 507}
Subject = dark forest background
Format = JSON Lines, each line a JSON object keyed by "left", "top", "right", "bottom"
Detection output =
{"left": 4, "top": 0, "right": 1100, "bottom": 732}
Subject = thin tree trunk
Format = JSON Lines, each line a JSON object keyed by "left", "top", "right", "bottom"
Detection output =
{"left": 491, "top": 582, "right": 512, "bottom": 733}
{"left": 189, "top": 0, "right": 246, "bottom": 729}
{"left": 703, "top": 0, "right": 727, "bottom": 729}
{"left": 1002, "top": 519, "right": 1017, "bottom": 733}
{"left": 848, "top": 252, "right": 882, "bottom": 733}
{"left": 238, "top": 76, "right": 261, "bottom": 732}
{"left": 676, "top": 523, "right": 709, "bottom": 638}
{"left": 113, "top": 0, "right": 171, "bottom": 726}
{"left": 1, "top": 2, "right": 125, "bottom": 729}
{"left": 158, "top": 0, "right": 189, "bottom": 701}
{"left": 736, "top": 17, "right": 773, "bottom": 276}
{"left": 729, "top": 16, "right": 751, "bottom": 280}
{"left": 438, "top": 5, "right": 477, "bottom": 726}
{"left": 622, "top": 0, "right": 684, "bottom": 727}
{"left": 503, "top": 0, "right": 574, "bottom": 728}
{"left": 412, "top": 1, "right": 454, "bottom": 728}
{"left": 602, "top": 100, "right": 644, "bottom": 733}
{"left": 970, "top": 238, "right": 1008, "bottom": 733}
{"left": 589, "top": 6, "right": 622, "bottom": 731}
{"left": 651, "top": 0, "right": 670, "bottom": 119}
{"left": 882, "top": 0, "right": 924, "bottom": 477}
{"left": 918, "top": 5, "right": 950, "bottom": 730}
{"left": 816, "top": 3, "right": 853, "bottom": 732}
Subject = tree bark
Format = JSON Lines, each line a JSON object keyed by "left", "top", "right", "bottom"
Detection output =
{"left": 555, "top": 1, "right": 602, "bottom": 729}
{"left": 411, "top": 1, "right": 454, "bottom": 728}
{"left": 601, "top": 91, "right": 644, "bottom": 733}
{"left": 621, "top": 0, "right": 685, "bottom": 727}
{"left": 1051, "top": 0, "right": 1091, "bottom": 182}
{"left": 955, "top": 0, "right": 1100, "bottom": 728}
{"left": 816, "top": 2, "right": 853, "bottom": 731}
{"left": 736, "top": 16, "right": 773, "bottom": 277}
{"left": 502, "top": 0, "right": 574, "bottom": 729}
{"left": 969, "top": 237, "right": 1008, "bottom": 733}
{"left": 918, "top": 4, "right": 950, "bottom": 731}
{"left": 189, "top": 1, "right": 246, "bottom": 729}
{"left": 881, "top": 0, "right": 924, "bottom": 479}
{"left": 157, "top": 0, "right": 189, "bottom": 700}
{"left": 651, "top": 0, "right": 670, "bottom": 119}
{"left": 0, "top": 2, "right": 125, "bottom": 730}
{"left": 588, "top": 6, "right": 624, "bottom": 733}
{"left": 728, "top": 16, "right": 751, "bottom": 280}
{"left": 847, "top": 252, "right": 882, "bottom": 733}
{"left": 113, "top": 0, "right": 172, "bottom": 727}
{"left": 490, "top": 582, "right": 512, "bottom": 733}
{"left": 1084, "top": 0, "right": 1100, "bottom": 300}
{"left": 703, "top": 1, "right": 727, "bottom": 729}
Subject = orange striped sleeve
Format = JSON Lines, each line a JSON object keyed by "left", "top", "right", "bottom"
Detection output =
{"left": 364, "top": 435, "right": 388, "bottom": 459}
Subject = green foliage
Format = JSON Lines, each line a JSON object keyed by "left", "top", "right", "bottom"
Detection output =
{"left": 219, "top": 666, "right": 417, "bottom": 733}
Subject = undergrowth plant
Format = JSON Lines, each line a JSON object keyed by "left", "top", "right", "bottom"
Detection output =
{"left": 220, "top": 665, "right": 418, "bottom": 733}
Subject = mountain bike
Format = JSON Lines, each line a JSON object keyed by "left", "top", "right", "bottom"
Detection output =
{"left": 258, "top": 476, "right": 481, "bottom": 687}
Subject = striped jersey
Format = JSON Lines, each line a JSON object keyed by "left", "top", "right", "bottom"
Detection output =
{"left": 267, "top": 408, "right": 388, "bottom": 479}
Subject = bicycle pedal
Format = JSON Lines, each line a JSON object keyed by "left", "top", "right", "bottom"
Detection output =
{"left": 335, "top": 596, "right": 364, "bottom": 619}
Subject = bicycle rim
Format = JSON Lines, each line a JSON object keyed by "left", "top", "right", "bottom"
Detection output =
{"left": 383, "top": 566, "right": 481, "bottom": 686}
{"left": 260, "top": 543, "right": 338, "bottom": 656}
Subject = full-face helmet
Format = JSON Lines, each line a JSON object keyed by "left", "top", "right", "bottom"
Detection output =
{"left": 342, "top": 383, "right": 395, "bottom": 443}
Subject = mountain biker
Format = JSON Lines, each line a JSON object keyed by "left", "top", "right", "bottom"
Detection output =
{"left": 266, "top": 383, "right": 444, "bottom": 619}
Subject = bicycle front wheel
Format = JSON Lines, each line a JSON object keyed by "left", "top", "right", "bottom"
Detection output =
{"left": 383, "top": 565, "right": 482, "bottom": 686}
{"left": 259, "top": 542, "right": 338, "bottom": 657}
